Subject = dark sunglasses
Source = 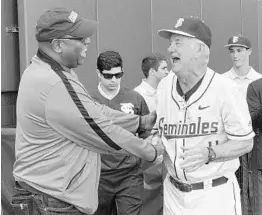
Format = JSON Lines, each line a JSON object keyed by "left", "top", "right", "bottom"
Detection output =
{"left": 101, "top": 72, "right": 124, "bottom": 79}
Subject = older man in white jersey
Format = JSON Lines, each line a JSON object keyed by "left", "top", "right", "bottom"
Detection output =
{"left": 157, "top": 16, "right": 254, "bottom": 215}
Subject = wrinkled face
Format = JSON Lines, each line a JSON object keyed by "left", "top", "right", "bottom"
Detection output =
{"left": 228, "top": 46, "right": 251, "bottom": 68}
{"left": 98, "top": 67, "right": 123, "bottom": 91}
{"left": 58, "top": 37, "right": 91, "bottom": 68}
{"left": 154, "top": 60, "right": 169, "bottom": 80}
{"left": 168, "top": 34, "right": 199, "bottom": 76}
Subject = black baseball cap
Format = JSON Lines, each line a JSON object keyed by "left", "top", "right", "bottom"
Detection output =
{"left": 158, "top": 16, "right": 212, "bottom": 48}
{"left": 224, "top": 35, "right": 251, "bottom": 49}
{"left": 35, "top": 8, "right": 98, "bottom": 42}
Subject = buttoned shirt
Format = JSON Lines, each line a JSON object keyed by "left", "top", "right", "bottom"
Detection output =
{"left": 134, "top": 80, "right": 157, "bottom": 112}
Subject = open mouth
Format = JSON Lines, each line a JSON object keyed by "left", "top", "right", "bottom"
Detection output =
{"left": 171, "top": 57, "right": 180, "bottom": 64}
{"left": 80, "top": 49, "right": 87, "bottom": 58}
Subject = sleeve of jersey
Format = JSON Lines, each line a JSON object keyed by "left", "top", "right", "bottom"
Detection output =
{"left": 45, "top": 82, "right": 152, "bottom": 158}
{"left": 221, "top": 83, "right": 255, "bottom": 140}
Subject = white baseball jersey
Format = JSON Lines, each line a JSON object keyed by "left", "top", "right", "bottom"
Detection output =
{"left": 156, "top": 68, "right": 254, "bottom": 183}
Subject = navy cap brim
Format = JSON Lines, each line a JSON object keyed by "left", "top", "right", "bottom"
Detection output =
{"left": 157, "top": 29, "right": 195, "bottom": 39}
{"left": 224, "top": 44, "right": 250, "bottom": 49}
{"left": 70, "top": 18, "right": 98, "bottom": 38}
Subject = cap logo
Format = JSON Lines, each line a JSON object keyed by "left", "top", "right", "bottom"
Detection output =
{"left": 175, "top": 18, "right": 184, "bottom": 28}
{"left": 68, "top": 11, "right": 78, "bottom": 23}
{"left": 232, "top": 36, "right": 238, "bottom": 43}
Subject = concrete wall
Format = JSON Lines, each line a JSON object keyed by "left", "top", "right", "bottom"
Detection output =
{"left": 2, "top": 0, "right": 262, "bottom": 127}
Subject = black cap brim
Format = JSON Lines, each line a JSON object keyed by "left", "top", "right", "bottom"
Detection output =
{"left": 157, "top": 29, "right": 195, "bottom": 39}
{"left": 71, "top": 18, "right": 98, "bottom": 38}
{"left": 224, "top": 44, "right": 250, "bottom": 49}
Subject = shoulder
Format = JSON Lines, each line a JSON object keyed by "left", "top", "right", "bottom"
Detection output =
{"left": 250, "top": 67, "right": 262, "bottom": 80}
{"left": 122, "top": 87, "right": 145, "bottom": 101}
{"left": 158, "top": 72, "right": 175, "bottom": 90}
{"left": 134, "top": 82, "right": 142, "bottom": 91}
{"left": 221, "top": 69, "right": 232, "bottom": 78}
{"left": 88, "top": 88, "right": 101, "bottom": 100}
{"left": 212, "top": 71, "right": 235, "bottom": 87}
{"left": 250, "top": 77, "right": 262, "bottom": 89}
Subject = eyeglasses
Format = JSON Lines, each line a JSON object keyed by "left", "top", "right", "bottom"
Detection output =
{"left": 51, "top": 37, "right": 89, "bottom": 45}
{"left": 59, "top": 37, "right": 84, "bottom": 42}
{"left": 101, "top": 72, "right": 124, "bottom": 79}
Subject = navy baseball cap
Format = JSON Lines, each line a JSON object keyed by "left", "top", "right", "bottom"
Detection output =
{"left": 35, "top": 8, "right": 98, "bottom": 42}
{"left": 224, "top": 35, "right": 251, "bottom": 49}
{"left": 158, "top": 16, "right": 212, "bottom": 48}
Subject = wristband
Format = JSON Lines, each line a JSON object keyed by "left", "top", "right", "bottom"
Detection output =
{"left": 149, "top": 144, "right": 158, "bottom": 163}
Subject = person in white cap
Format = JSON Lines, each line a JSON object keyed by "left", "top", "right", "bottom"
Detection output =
{"left": 157, "top": 16, "right": 254, "bottom": 215}
{"left": 223, "top": 35, "right": 262, "bottom": 215}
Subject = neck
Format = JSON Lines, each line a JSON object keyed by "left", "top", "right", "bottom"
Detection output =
{"left": 38, "top": 44, "right": 71, "bottom": 72}
{"left": 100, "top": 83, "right": 118, "bottom": 97}
{"left": 145, "top": 77, "right": 159, "bottom": 90}
{"left": 233, "top": 64, "right": 251, "bottom": 76}
{"left": 177, "top": 67, "right": 206, "bottom": 94}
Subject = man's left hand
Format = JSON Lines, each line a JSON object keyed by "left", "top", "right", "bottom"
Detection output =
{"left": 179, "top": 146, "right": 209, "bottom": 172}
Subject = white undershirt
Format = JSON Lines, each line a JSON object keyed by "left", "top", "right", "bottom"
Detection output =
{"left": 98, "top": 82, "right": 120, "bottom": 100}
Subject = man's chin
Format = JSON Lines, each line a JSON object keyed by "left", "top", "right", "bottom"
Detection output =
{"left": 77, "top": 59, "right": 86, "bottom": 66}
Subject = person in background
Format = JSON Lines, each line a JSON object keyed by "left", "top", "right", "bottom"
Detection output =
{"left": 134, "top": 53, "right": 169, "bottom": 215}
{"left": 223, "top": 35, "right": 262, "bottom": 215}
{"left": 11, "top": 8, "right": 164, "bottom": 215}
{"left": 246, "top": 77, "right": 262, "bottom": 215}
{"left": 90, "top": 50, "right": 151, "bottom": 215}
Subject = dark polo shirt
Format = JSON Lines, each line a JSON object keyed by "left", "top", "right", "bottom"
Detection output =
{"left": 247, "top": 77, "right": 262, "bottom": 169}
{"left": 90, "top": 87, "right": 150, "bottom": 174}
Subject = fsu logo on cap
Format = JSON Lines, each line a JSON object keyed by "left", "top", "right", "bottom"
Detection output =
{"left": 68, "top": 11, "right": 78, "bottom": 23}
{"left": 232, "top": 36, "right": 238, "bottom": 43}
{"left": 175, "top": 18, "right": 184, "bottom": 28}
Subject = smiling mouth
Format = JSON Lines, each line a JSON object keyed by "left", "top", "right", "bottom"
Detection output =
{"left": 80, "top": 49, "right": 87, "bottom": 58}
{"left": 171, "top": 57, "right": 180, "bottom": 63}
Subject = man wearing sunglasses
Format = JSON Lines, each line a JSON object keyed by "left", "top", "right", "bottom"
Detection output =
{"left": 12, "top": 8, "right": 164, "bottom": 215}
{"left": 90, "top": 51, "right": 151, "bottom": 215}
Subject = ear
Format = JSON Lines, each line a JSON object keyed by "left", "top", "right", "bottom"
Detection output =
{"left": 195, "top": 43, "right": 205, "bottom": 59}
{"left": 96, "top": 69, "right": 102, "bottom": 78}
{"left": 51, "top": 39, "right": 62, "bottom": 53}
{"left": 148, "top": 68, "right": 156, "bottom": 77}
{"left": 247, "top": 48, "right": 252, "bottom": 55}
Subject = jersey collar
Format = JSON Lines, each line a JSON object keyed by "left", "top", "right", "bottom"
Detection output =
{"left": 98, "top": 83, "right": 120, "bottom": 100}
{"left": 172, "top": 68, "right": 216, "bottom": 109}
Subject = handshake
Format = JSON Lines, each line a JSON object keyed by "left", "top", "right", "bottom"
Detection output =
{"left": 138, "top": 111, "right": 165, "bottom": 162}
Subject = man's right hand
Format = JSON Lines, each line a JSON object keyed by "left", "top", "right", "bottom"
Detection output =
{"left": 151, "top": 134, "right": 165, "bottom": 158}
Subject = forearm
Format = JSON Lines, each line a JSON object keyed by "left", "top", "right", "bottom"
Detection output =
{"left": 213, "top": 138, "right": 253, "bottom": 162}
{"left": 98, "top": 104, "right": 140, "bottom": 134}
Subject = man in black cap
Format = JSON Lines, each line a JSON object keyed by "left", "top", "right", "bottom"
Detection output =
{"left": 223, "top": 35, "right": 262, "bottom": 215}
{"left": 156, "top": 16, "right": 254, "bottom": 214}
{"left": 11, "top": 8, "right": 164, "bottom": 215}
